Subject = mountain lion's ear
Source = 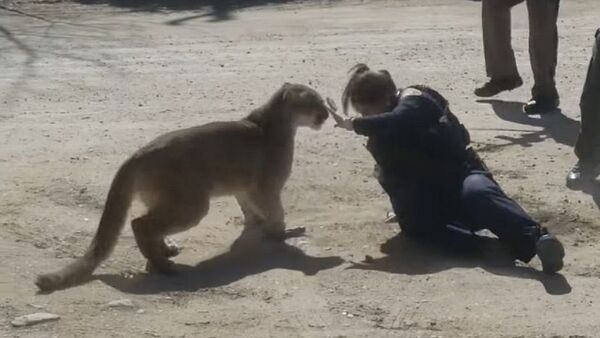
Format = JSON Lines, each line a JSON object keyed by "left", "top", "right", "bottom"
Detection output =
{"left": 281, "top": 82, "right": 292, "bottom": 101}
{"left": 283, "top": 83, "right": 305, "bottom": 104}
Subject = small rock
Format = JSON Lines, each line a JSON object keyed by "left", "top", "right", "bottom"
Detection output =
{"left": 33, "top": 242, "right": 49, "bottom": 249}
{"left": 27, "top": 303, "right": 46, "bottom": 310}
{"left": 11, "top": 313, "right": 60, "bottom": 327}
{"left": 136, "top": 309, "right": 145, "bottom": 314}
{"left": 108, "top": 299, "right": 135, "bottom": 308}
{"left": 308, "top": 323, "right": 325, "bottom": 328}
{"left": 363, "top": 255, "right": 374, "bottom": 264}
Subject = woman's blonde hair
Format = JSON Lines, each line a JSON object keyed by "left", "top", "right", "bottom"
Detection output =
{"left": 341, "top": 63, "right": 397, "bottom": 115}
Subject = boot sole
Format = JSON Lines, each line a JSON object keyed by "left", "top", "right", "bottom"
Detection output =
{"left": 536, "top": 236, "right": 565, "bottom": 273}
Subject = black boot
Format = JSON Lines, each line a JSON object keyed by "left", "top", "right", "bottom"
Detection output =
{"left": 474, "top": 77, "right": 523, "bottom": 98}
{"left": 535, "top": 229, "right": 565, "bottom": 274}
{"left": 523, "top": 96, "right": 560, "bottom": 115}
{"left": 566, "top": 161, "right": 598, "bottom": 190}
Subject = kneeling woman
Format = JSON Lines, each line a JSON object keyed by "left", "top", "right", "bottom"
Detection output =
{"left": 330, "top": 64, "right": 564, "bottom": 273}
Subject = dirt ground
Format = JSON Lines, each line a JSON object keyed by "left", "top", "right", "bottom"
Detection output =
{"left": 1, "top": 0, "right": 600, "bottom": 337}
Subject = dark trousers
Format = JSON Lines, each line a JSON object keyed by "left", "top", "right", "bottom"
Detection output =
{"left": 482, "top": 0, "right": 560, "bottom": 99}
{"left": 384, "top": 172, "right": 541, "bottom": 262}
{"left": 574, "top": 29, "right": 600, "bottom": 163}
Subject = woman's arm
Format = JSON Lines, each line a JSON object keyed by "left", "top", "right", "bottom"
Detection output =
{"left": 351, "top": 96, "right": 442, "bottom": 137}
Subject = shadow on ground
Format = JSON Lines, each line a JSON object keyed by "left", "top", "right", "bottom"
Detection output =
{"left": 478, "top": 99, "right": 600, "bottom": 210}
{"left": 98, "top": 225, "right": 572, "bottom": 296}
{"left": 73, "top": 0, "right": 338, "bottom": 22}
{"left": 348, "top": 232, "right": 572, "bottom": 296}
{"left": 98, "top": 226, "right": 343, "bottom": 294}
{"left": 476, "top": 99, "right": 579, "bottom": 149}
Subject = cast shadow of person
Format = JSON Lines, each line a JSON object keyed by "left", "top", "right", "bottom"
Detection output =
{"left": 479, "top": 99, "right": 600, "bottom": 208}
{"left": 477, "top": 99, "right": 579, "bottom": 149}
{"left": 75, "top": 0, "right": 314, "bottom": 23}
{"left": 348, "top": 232, "right": 571, "bottom": 296}
{"left": 97, "top": 226, "right": 343, "bottom": 294}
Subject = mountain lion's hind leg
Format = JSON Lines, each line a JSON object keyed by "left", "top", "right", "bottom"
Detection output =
{"left": 132, "top": 194, "right": 209, "bottom": 273}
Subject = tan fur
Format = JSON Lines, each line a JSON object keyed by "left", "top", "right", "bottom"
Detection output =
{"left": 36, "top": 83, "right": 329, "bottom": 292}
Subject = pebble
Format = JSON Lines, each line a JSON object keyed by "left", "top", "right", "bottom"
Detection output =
{"left": 11, "top": 313, "right": 60, "bottom": 327}
{"left": 108, "top": 299, "right": 135, "bottom": 308}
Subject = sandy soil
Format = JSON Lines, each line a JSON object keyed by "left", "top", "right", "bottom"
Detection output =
{"left": 1, "top": 0, "right": 600, "bottom": 337}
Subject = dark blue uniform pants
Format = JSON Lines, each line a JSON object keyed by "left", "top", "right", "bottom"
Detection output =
{"left": 385, "top": 172, "right": 541, "bottom": 262}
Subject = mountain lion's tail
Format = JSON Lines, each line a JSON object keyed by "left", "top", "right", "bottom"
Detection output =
{"left": 36, "top": 161, "right": 135, "bottom": 292}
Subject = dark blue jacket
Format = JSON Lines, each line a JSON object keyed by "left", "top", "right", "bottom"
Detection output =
{"left": 353, "top": 87, "right": 469, "bottom": 190}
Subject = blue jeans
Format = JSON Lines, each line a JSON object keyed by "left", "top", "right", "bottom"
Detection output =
{"left": 384, "top": 172, "right": 541, "bottom": 262}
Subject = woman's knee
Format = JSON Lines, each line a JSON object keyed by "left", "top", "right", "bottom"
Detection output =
{"left": 462, "top": 174, "right": 496, "bottom": 203}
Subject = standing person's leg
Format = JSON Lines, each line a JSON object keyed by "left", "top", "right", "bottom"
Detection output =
{"left": 569, "top": 29, "right": 600, "bottom": 187}
{"left": 475, "top": 0, "right": 524, "bottom": 97}
{"left": 524, "top": 0, "right": 561, "bottom": 114}
{"left": 459, "top": 173, "right": 564, "bottom": 272}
